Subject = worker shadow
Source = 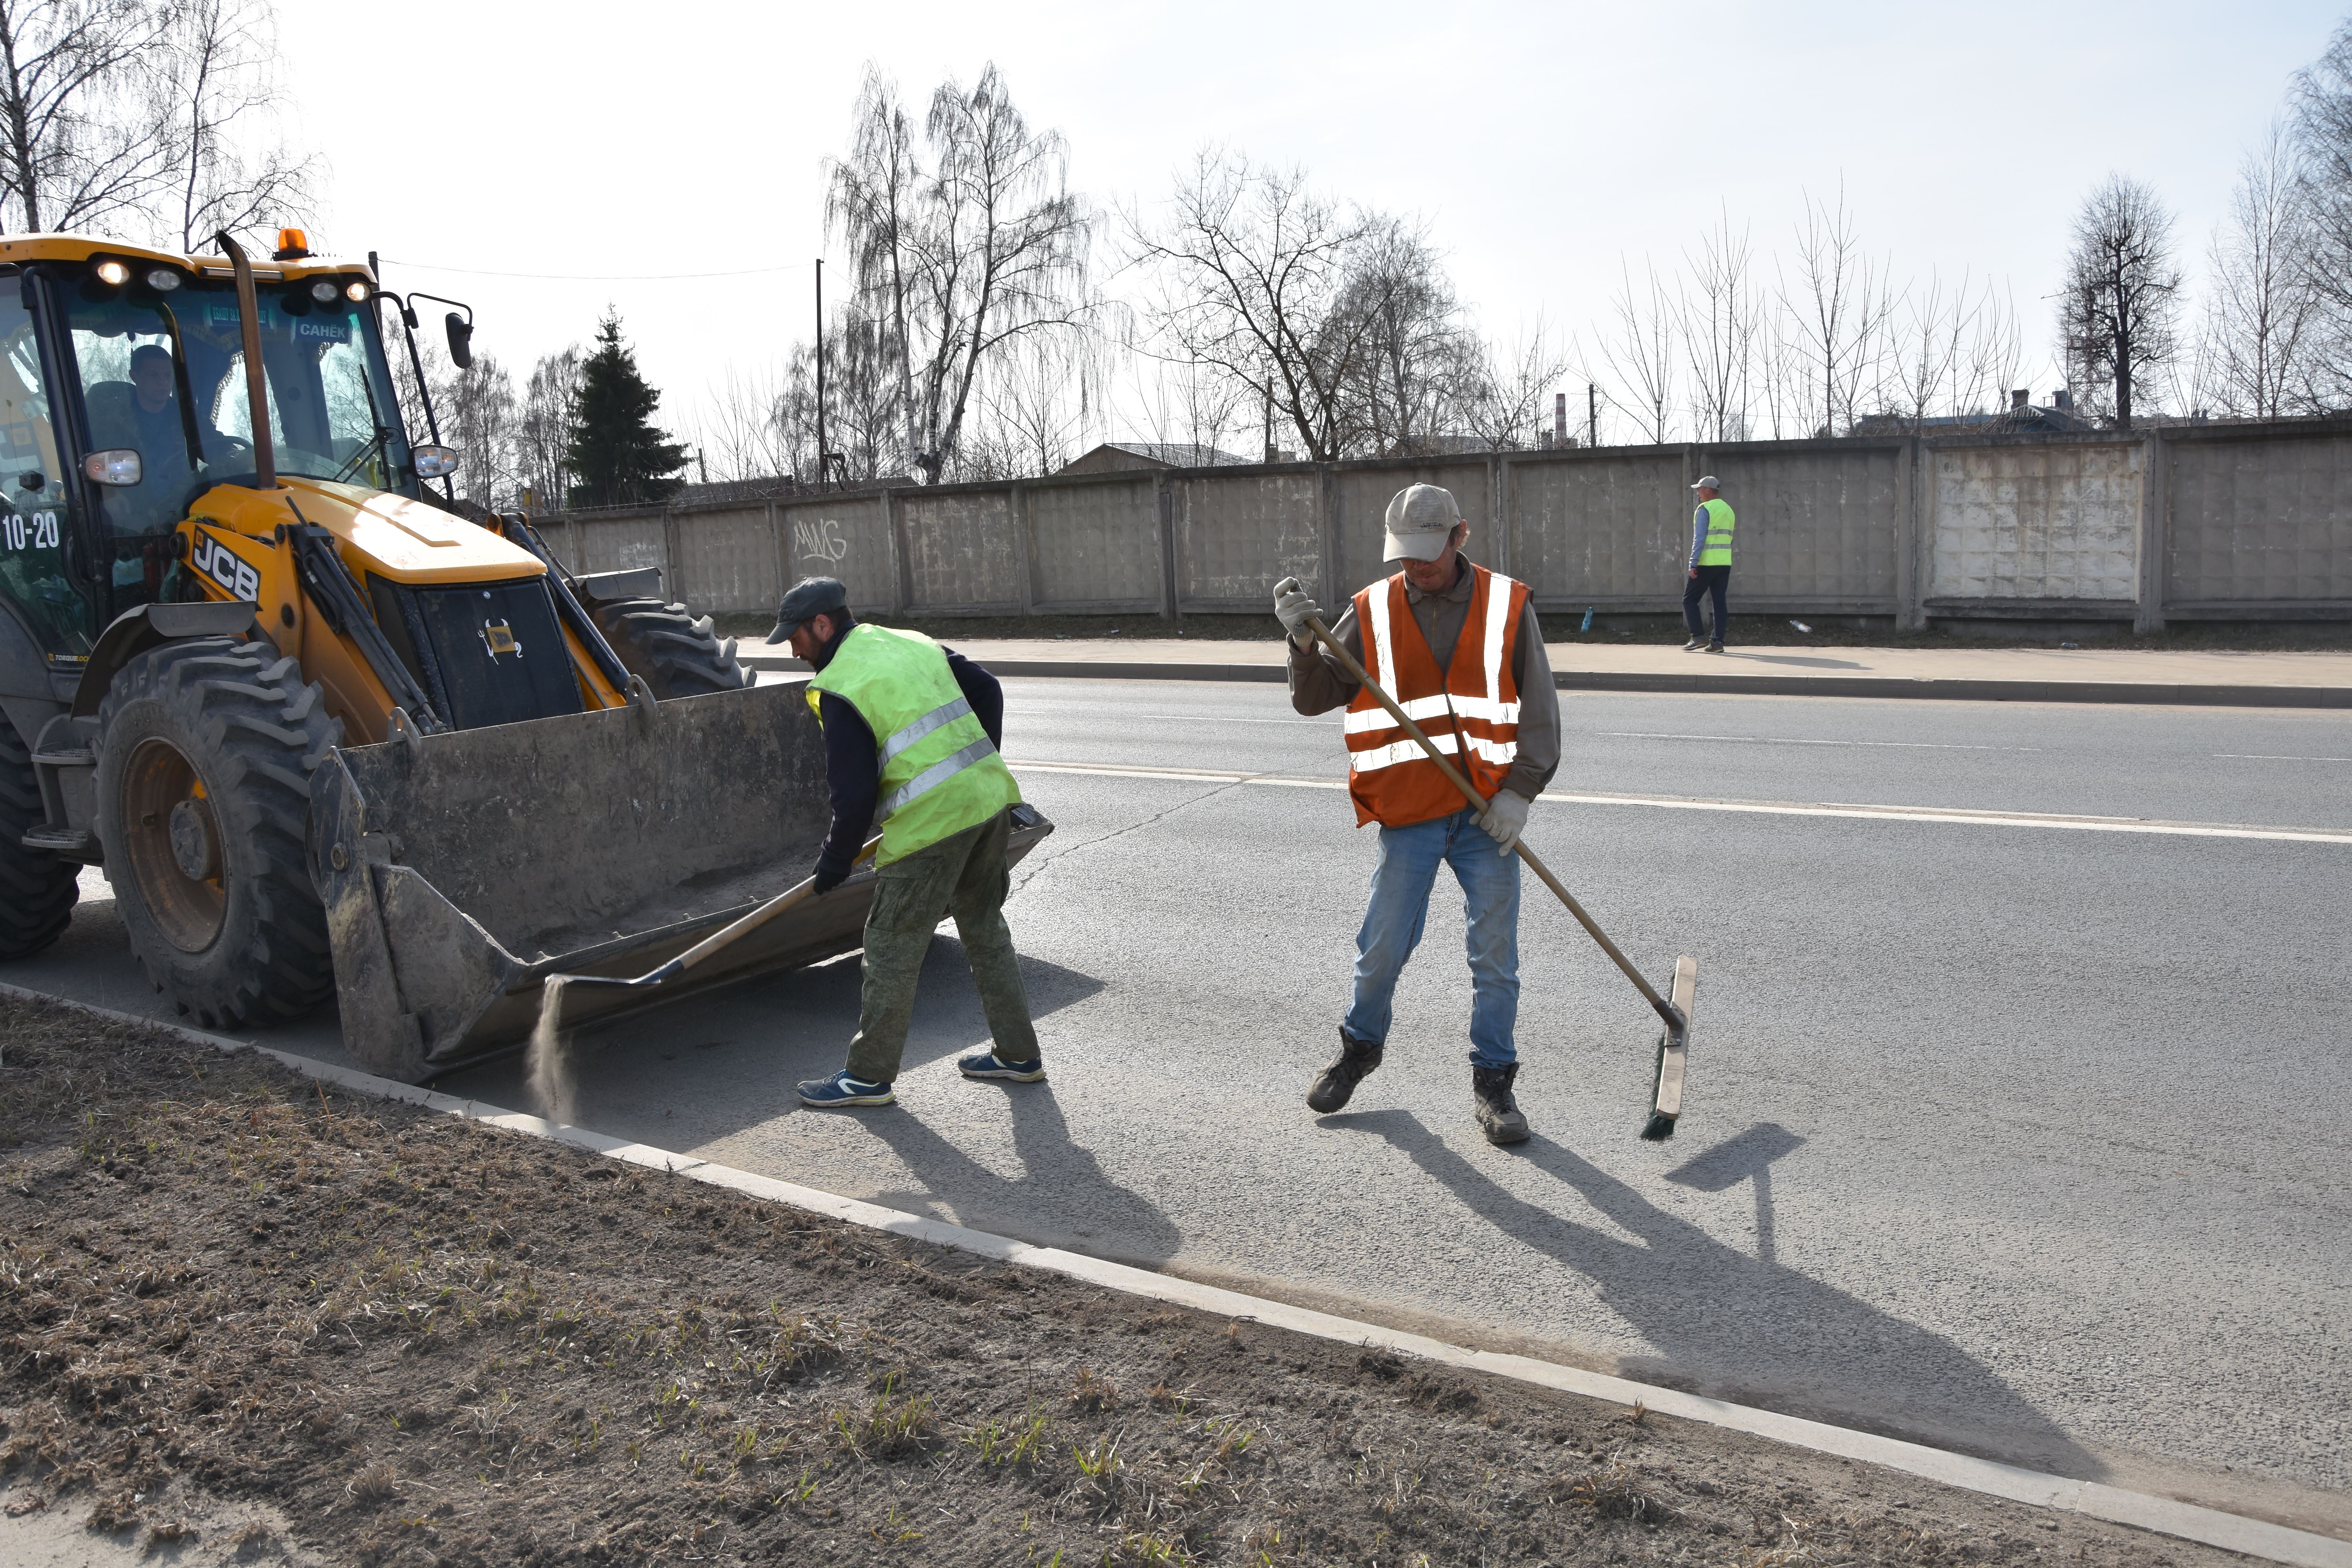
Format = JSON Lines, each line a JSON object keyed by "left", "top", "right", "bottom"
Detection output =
{"left": 1330, "top": 1109, "right": 2103, "bottom": 1479}
{"left": 1715, "top": 652, "right": 1867, "bottom": 670}
{"left": 1662, "top": 1122, "right": 1806, "bottom": 1267}
{"left": 857, "top": 1085, "right": 1185, "bottom": 1268}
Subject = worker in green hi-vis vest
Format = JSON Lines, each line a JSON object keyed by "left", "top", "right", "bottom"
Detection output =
{"left": 765, "top": 576, "right": 1041, "bottom": 1111}
{"left": 1682, "top": 475, "right": 1735, "bottom": 653}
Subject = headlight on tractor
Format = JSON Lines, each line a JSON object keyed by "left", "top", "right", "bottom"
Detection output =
{"left": 345, "top": 280, "right": 370, "bottom": 303}
{"left": 413, "top": 445, "right": 459, "bottom": 479}
{"left": 145, "top": 267, "right": 182, "bottom": 292}
{"left": 83, "top": 450, "right": 143, "bottom": 486}
{"left": 311, "top": 279, "right": 339, "bottom": 303}
{"left": 93, "top": 260, "right": 130, "bottom": 287}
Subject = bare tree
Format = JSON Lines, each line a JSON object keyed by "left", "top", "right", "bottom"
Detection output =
{"left": 1779, "top": 187, "right": 1895, "bottom": 436}
{"left": 1677, "top": 207, "right": 1759, "bottom": 441}
{"left": 516, "top": 347, "right": 581, "bottom": 512}
{"left": 2197, "top": 124, "right": 2321, "bottom": 419}
{"left": 824, "top": 64, "right": 1094, "bottom": 484}
{"left": 438, "top": 352, "right": 517, "bottom": 513}
{"left": 1460, "top": 319, "right": 1569, "bottom": 451}
{"left": 1590, "top": 256, "right": 1678, "bottom": 444}
{"left": 1332, "top": 214, "right": 1479, "bottom": 456}
{"left": 160, "top": 0, "right": 314, "bottom": 250}
{"left": 2290, "top": 17, "right": 2352, "bottom": 411}
{"left": 1127, "top": 149, "right": 1376, "bottom": 462}
{"left": 0, "top": 0, "right": 180, "bottom": 233}
{"left": 826, "top": 67, "right": 926, "bottom": 477}
{"left": 2060, "top": 173, "right": 2181, "bottom": 430}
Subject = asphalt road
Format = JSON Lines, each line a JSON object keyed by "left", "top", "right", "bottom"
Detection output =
{"left": 12, "top": 682, "right": 2350, "bottom": 1529}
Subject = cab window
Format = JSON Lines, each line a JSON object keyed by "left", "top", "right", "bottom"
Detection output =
{"left": 0, "top": 292, "right": 88, "bottom": 655}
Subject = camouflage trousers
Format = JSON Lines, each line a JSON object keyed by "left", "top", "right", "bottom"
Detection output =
{"left": 843, "top": 809, "right": 1037, "bottom": 1084}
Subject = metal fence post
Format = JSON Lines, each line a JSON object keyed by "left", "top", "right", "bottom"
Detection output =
{"left": 2136, "top": 430, "right": 2169, "bottom": 634}
{"left": 1319, "top": 463, "right": 1339, "bottom": 599}
{"left": 1157, "top": 473, "right": 1179, "bottom": 620}
{"left": 1012, "top": 480, "right": 1036, "bottom": 614}
{"left": 661, "top": 508, "right": 684, "bottom": 604}
{"left": 885, "top": 487, "right": 909, "bottom": 617}
{"left": 1895, "top": 438, "right": 1922, "bottom": 632}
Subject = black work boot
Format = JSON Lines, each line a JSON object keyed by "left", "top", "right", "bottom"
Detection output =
{"left": 1307, "top": 1029, "right": 1383, "bottom": 1114}
{"left": 1471, "top": 1064, "right": 1530, "bottom": 1145}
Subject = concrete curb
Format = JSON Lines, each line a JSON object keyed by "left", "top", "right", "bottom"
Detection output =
{"left": 7, "top": 981, "right": 2347, "bottom": 1568}
{"left": 740, "top": 653, "right": 2352, "bottom": 708}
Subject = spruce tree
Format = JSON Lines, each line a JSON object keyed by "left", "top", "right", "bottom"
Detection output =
{"left": 563, "top": 313, "right": 688, "bottom": 508}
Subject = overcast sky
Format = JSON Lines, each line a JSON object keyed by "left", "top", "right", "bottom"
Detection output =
{"left": 279, "top": 0, "right": 2346, "bottom": 449}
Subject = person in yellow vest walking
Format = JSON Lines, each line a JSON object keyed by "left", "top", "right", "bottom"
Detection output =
{"left": 1272, "top": 484, "right": 1561, "bottom": 1145}
{"left": 767, "top": 577, "right": 1042, "bottom": 1108}
{"left": 1683, "top": 475, "right": 1735, "bottom": 653}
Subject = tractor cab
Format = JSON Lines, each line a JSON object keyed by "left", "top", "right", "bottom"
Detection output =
{"left": 0, "top": 232, "right": 442, "bottom": 668}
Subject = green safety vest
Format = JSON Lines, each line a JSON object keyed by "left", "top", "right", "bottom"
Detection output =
{"left": 1698, "top": 498, "right": 1736, "bottom": 566}
{"left": 807, "top": 625, "right": 1023, "bottom": 866}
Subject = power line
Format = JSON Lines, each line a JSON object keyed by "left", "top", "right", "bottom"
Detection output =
{"left": 377, "top": 257, "right": 817, "bottom": 283}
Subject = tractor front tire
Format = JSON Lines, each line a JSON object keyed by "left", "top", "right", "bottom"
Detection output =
{"left": 0, "top": 710, "right": 79, "bottom": 958}
{"left": 589, "top": 597, "right": 752, "bottom": 699}
{"left": 94, "top": 638, "right": 342, "bottom": 1029}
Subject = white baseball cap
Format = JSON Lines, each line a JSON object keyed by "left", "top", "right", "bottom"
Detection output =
{"left": 1691, "top": 475, "right": 1722, "bottom": 490}
{"left": 1383, "top": 484, "right": 1464, "bottom": 562}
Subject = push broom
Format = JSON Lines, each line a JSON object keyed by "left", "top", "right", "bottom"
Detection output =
{"left": 531, "top": 835, "right": 883, "bottom": 1044}
{"left": 1300, "top": 614, "right": 1697, "bottom": 1141}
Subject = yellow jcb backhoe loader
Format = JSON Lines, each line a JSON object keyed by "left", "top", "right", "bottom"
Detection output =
{"left": 0, "top": 228, "right": 1050, "bottom": 1080}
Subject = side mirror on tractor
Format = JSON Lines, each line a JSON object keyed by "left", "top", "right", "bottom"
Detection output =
{"left": 445, "top": 312, "right": 473, "bottom": 370}
{"left": 413, "top": 445, "right": 460, "bottom": 479}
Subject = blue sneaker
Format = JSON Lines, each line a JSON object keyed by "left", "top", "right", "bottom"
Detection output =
{"left": 957, "top": 1050, "right": 1046, "bottom": 1083}
{"left": 797, "top": 1071, "right": 895, "bottom": 1108}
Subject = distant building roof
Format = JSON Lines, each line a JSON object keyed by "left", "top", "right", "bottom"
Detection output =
{"left": 1056, "top": 442, "right": 1251, "bottom": 475}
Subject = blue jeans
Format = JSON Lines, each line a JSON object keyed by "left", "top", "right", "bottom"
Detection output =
{"left": 1343, "top": 806, "right": 1523, "bottom": 1069}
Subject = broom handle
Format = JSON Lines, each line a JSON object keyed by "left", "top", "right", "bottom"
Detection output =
{"left": 1303, "top": 615, "right": 1681, "bottom": 1027}
{"left": 672, "top": 835, "right": 882, "bottom": 974}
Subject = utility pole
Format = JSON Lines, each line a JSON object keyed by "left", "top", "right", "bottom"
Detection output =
{"left": 814, "top": 258, "right": 829, "bottom": 491}
{"left": 1554, "top": 391, "right": 1567, "bottom": 449}
{"left": 1588, "top": 383, "right": 1598, "bottom": 450}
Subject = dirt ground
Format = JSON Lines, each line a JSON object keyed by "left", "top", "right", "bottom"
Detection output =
{"left": 0, "top": 992, "right": 2256, "bottom": 1567}
{"left": 711, "top": 609, "right": 2352, "bottom": 653}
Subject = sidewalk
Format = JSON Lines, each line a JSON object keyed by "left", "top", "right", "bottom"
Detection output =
{"left": 744, "top": 638, "right": 2352, "bottom": 708}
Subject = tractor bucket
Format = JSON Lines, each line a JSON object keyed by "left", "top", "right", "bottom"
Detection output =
{"left": 308, "top": 679, "right": 1053, "bottom": 1082}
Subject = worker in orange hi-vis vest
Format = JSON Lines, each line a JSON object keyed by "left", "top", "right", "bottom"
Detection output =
{"left": 1272, "top": 483, "right": 1561, "bottom": 1145}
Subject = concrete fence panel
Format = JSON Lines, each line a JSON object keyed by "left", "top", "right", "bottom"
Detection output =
{"left": 1709, "top": 443, "right": 1901, "bottom": 606}
{"left": 778, "top": 496, "right": 891, "bottom": 613}
{"left": 903, "top": 489, "right": 1021, "bottom": 613}
{"left": 1174, "top": 469, "right": 1323, "bottom": 608}
{"left": 2166, "top": 429, "right": 2352, "bottom": 607}
{"left": 1028, "top": 474, "right": 1162, "bottom": 610}
{"left": 1507, "top": 451, "right": 1689, "bottom": 604}
{"left": 1333, "top": 460, "right": 1495, "bottom": 592}
{"left": 573, "top": 513, "right": 669, "bottom": 578}
{"left": 665, "top": 504, "right": 777, "bottom": 615}
{"left": 1930, "top": 442, "right": 2142, "bottom": 601}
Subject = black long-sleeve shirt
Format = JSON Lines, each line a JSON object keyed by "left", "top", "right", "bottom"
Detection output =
{"left": 810, "top": 622, "right": 1004, "bottom": 879}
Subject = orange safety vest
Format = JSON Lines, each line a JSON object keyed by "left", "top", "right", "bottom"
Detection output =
{"left": 1343, "top": 564, "right": 1528, "bottom": 829}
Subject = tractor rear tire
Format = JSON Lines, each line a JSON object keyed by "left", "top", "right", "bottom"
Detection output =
{"left": 93, "top": 637, "right": 342, "bottom": 1029}
{"left": 588, "top": 597, "right": 752, "bottom": 699}
{"left": 0, "top": 711, "right": 78, "bottom": 959}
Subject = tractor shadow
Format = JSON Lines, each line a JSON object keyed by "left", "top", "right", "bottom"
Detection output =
{"left": 1330, "top": 1109, "right": 2104, "bottom": 1480}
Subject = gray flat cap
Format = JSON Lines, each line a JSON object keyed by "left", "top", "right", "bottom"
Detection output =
{"left": 767, "top": 575, "right": 849, "bottom": 642}
{"left": 1383, "top": 483, "right": 1464, "bottom": 562}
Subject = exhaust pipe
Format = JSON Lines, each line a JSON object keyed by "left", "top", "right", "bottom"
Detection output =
{"left": 213, "top": 230, "right": 276, "bottom": 491}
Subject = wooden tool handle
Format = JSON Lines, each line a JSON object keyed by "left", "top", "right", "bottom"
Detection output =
{"left": 673, "top": 835, "right": 882, "bottom": 975}
{"left": 1303, "top": 615, "right": 1682, "bottom": 1029}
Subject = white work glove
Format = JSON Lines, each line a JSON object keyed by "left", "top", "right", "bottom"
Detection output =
{"left": 1272, "top": 575, "right": 1325, "bottom": 647}
{"left": 1478, "top": 789, "right": 1530, "bottom": 856}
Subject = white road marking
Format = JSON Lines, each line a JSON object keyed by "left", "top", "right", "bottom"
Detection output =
{"left": 1006, "top": 759, "right": 2352, "bottom": 845}
{"left": 1589, "top": 730, "right": 2038, "bottom": 752}
{"left": 2214, "top": 753, "right": 2352, "bottom": 763}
